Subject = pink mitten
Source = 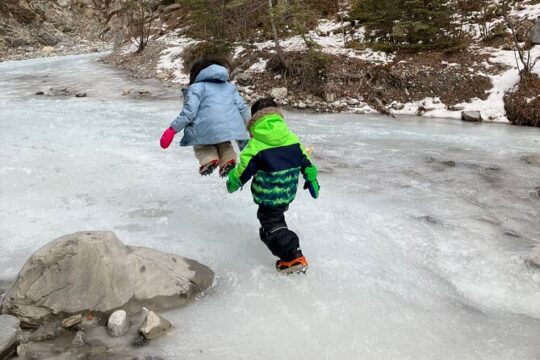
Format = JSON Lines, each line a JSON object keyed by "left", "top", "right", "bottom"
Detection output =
{"left": 160, "top": 127, "right": 176, "bottom": 149}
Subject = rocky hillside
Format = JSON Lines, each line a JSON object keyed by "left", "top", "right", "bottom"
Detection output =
{"left": 1, "top": 0, "right": 540, "bottom": 126}
{"left": 0, "top": 0, "right": 113, "bottom": 59}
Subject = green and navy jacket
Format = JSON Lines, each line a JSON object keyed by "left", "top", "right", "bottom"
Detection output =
{"left": 228, "top": 108, "right": 316, "bottom": 207}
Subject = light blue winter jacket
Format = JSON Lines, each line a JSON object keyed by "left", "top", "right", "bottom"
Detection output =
{"left": 170, "top": 65, "right": 250, "bottom": 146}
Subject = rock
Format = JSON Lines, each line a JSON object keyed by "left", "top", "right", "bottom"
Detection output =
{"left": 75, "top": 92, "right": 87, "bottom": 98}
{"left": 35, "top": 91, "right": 44, "bottom": 96}
{"left": 79, "top": 312, "right": 100, "bottom": 331}
{"left": 163, "top": 3, "right": 183, "bottom": 12}
{"left": 324, "top": 92, "right": 336, "bottom": 103}
{"left": 461, "top": 111, "right": 483, "bottom": 122}
{"left": 132, "top": 333, "right": 148, "bottom": 347}
{"left": 390, "top": 102, "right": 405, "bottom": 111}
{"left": 443, "top": 160, "right": 456, "bottom": 167}
{"left": 72, "top": 331, "right": 85, "bottom": 347}
{"left": 30, "top": 321, "right": 67, "bottom": 341}
{"left": 521, "top": 155, "right": 540, "bottom": 167}
{"left": 1, "top": 231, "right": 214, "bottom": 327}
{"left": 236, "top": 73, "right": 252, "bottom": 86}
{"left": 37, "top": 32, "right": 61, "bottom": 47}
{"left": 42, "top": 46, "right": 55, "bottom": 54}
{"left": 269, "top": 87, "right": 288, "bottom": 100}
{"left": 298, "top": 102, "right": 307, "bottom": 109}
{"left": 138, "top": 310, "right": 172, "bottom": 340}
{"left": 107, "top": 310, "right": 129, "bottom": 337}
{"left": 46, "top": 88, "right": 71, "bottom": 96}
{"left": 530, "top": 245, "right": 540, "bottom": 268}
{"left": 62, "top": 314, "right": 82, "bottom": 328}
{"left": 530, "top": 19, "right": 540, "bottom": 45}
{"left": 122, "top": 88, "right": 132, "bottom": 96}
{"left": 0, "top": 315, "right": 20, "bottom": 359}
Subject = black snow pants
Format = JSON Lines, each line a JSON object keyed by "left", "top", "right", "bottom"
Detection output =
{"left": 257, "top": 205, "right": 302, "bottom": 261}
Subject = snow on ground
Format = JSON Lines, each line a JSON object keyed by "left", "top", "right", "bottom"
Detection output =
{"left": 252, "top": 21, "right": 394, "bottom": 65}
{"left": 394, "top": 46, "right": 540, "bottom": 122}
{"left": 1, "top": 54, "right": 540, "bottom": 359}
{"left": 155, "top": 31, "right": 199, "bottom": 85}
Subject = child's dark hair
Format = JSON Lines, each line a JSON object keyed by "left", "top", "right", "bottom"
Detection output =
{"left": 189, "top": 58, "right": 230, "bottom": 85}
{"left": 251, "top": 98, "right": 278, "bottom": 116}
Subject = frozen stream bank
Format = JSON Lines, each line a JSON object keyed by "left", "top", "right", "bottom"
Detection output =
{"left": 1, "top": 54, "right": 540, "bottom": 359}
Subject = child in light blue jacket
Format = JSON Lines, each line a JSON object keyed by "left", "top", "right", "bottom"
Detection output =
{"left": 160, "top": 59, "right": 250, "bottom": 177}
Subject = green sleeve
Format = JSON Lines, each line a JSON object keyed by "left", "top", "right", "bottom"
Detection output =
{"left": 229, "top": 140, "right": 261, "bottom": 185}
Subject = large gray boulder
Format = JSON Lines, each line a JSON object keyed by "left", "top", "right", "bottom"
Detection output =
{"left": 0, "top": 315, "right": 20, "bottom": 359}
{"left": 1, "top": 231, "right": 213, "bottom": 327}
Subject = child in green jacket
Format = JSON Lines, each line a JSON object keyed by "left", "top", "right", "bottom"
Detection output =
{"left": 226, "top": 98, "right": 320, "bottom": 274}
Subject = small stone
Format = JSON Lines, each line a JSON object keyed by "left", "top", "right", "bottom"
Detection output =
{"left": 75, "top": 92, "right": 87, "bottom": 98}
{"left": 298, "top": 102, "right": 307, "bottom": 109}
{"left": 163, "top": 3, "right": 182, "bottom": 12}
{"left": 35, "top": 91, "right": 44, "bottom": 96}
{"left": 0, "top": 315, "right": 20, "bottom": 360}
{"left": 42, "top": 46, "right": 55, "bottom": 54}
{"left": 461, "top": 111, "right": 482, "bottom": 122}
{"left": 443, "top": 160, "right": 456, "bottom": 167}
{"left": 235, "top": 73, "right": 252, "bottom": 86}
{"left": 122, "top": 89, "right": 132, "bottom": 96}
{"left": 390, "top": 102, "right": 405, "bottom": 111}
{"left": 62, "top": 314, "right": 82, "bottom": 328}
{"left": 269, "top": 87, "right": 288, "bottom": 100}
{"left": 324, "top": 92, "right": 336, "bottom": 102}
{"left": 30, "top": 321, "right": 67, "bottom": 342}
{"left": 107, "top": 310, "right": 130, "bottom": 337}
{"left": 132, "top": 333, "right": 148, "bottom": 347}
{"left": 138, "top": 310, "right": 172, "bottom": 340}
{"left": 79, "top": 312, "right": 99, "bottom": 330}
{"left": 520, "top": 155, "right": 540, "bottom": 167}
{"left": 72, "top": 331, "right": 85, "bottom": 347}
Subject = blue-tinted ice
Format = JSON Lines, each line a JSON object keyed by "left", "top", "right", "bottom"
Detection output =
{"left": 1, "top": 54, "right": 540, "bottom": 359}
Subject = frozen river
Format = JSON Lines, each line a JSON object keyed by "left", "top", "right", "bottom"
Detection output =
{"left": 1, "top": 54, "right": 540, "bottom": 359}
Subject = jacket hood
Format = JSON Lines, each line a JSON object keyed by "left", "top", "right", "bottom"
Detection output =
{"left": 247, "top": 108, "right": 290, "bottom": 146}
{"left": 194, "top": 64, "right": 229, "bottom": 83}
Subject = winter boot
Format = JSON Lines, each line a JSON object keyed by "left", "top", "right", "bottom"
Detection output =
{"left": 219, "top": 159, "right": 236, "bottom": 178}
{"left": 199, "top": 160, "right": 219, "bottom": 176}
{"left": 275, "top": 255, "right": 308, "bottom": 274}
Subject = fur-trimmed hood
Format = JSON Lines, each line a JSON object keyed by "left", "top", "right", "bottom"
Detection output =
{"left": 246, "top": 107, "right": 292, "bottom": 146}
{"left": 246, "top": 107, "right": 284, "bottom": 131}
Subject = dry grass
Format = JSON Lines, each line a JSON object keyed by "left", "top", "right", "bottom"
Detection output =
{"left": 504, "top": 74, "right": 540, "bottom": 127}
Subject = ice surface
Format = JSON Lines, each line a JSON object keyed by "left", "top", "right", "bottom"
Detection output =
{"left": 1, "top": 54, "right": 540, "bottom": 359}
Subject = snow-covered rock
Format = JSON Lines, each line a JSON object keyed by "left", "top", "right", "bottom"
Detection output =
{"left": 107, "top": 310, "right": 130, "bottom": 338}
{"left": 1, "top": 231, "right": 214, "bottom": 327}
{"left": 462, "top": 111, "right": 483, "bottom": 122}
{"left": 139, "top": 310, "right": 172, "bottom": 340}
{"left": 0, "top": 315, "right": 20, "bottom": 359}
{"left": 270, "top": 87, "right": 288, "bottom": 100}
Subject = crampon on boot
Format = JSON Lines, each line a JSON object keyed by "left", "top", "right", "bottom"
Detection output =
{"left": 199, "top": 160, "right": 219, "bottom": 176}
{"left": 275, "top": 256, "right": 308, "bottom": 274}
{"left": 219, "top": 159, "right": 236, "bottom": 178}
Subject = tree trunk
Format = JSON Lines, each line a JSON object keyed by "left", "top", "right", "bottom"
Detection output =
{"left": 268, "top": 0, "right": 287, "bottom": 68}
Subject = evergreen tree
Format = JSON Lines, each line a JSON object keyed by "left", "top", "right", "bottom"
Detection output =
{"left": 351, "top": 0, "right": 463, "bottom": 50}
